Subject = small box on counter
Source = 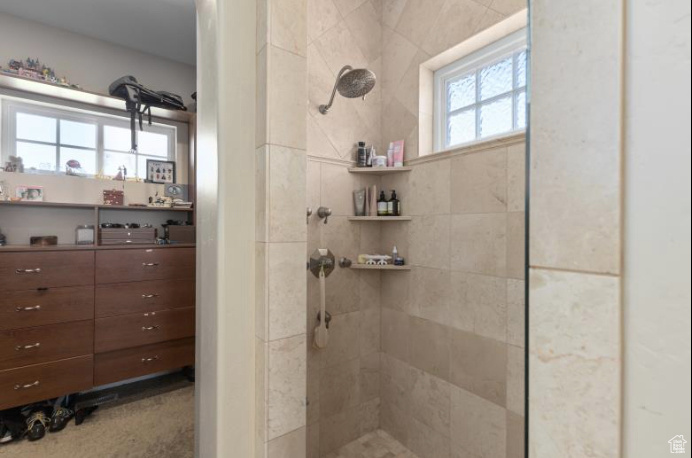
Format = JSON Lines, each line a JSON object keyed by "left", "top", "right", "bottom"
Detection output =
{"left": 99, "top": 227, "right": 156, "bottom": 245}
{"left": 103, "top": 189, "right": 124, "bottom": 206}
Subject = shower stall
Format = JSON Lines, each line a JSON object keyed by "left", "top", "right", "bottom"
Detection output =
{"left": 304, "top": 2, "right": 527, "bottom": 457}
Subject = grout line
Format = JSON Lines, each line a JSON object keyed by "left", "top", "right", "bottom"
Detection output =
{"left": 529, "top": 265, "right": 621, "bottom": 278}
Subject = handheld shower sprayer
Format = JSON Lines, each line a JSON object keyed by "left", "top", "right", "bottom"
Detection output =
{"left": 319, "top": 65, "right": 377, "bottom": 115}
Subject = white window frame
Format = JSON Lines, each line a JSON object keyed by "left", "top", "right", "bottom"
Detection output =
{"left": 1, "top": 99, "right": 176, "bottom": 178}
{"left": 433, "top": 27, "right": 527, "bottom": 152}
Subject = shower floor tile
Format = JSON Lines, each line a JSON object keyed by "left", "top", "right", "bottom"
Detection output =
{"left": 324, "top": 430, "right": 418, "bottom": 458}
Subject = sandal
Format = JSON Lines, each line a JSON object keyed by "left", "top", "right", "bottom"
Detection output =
{"left": 49, "top": 407, "right": 75, "bottom": 433}
{"left": 26, "top": 411, "right": 50, "bottom": 441}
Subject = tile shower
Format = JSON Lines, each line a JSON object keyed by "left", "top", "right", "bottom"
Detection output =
{"left": 306, "top": 0, "right": 527, "bottom": 457}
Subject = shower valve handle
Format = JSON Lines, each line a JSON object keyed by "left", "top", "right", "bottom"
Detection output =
{"left": 317, "top": 207, "right": 332, "bottom": 224}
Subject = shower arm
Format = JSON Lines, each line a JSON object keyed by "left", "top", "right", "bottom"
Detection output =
{"left": 319, "top": 65, "right": 353, "bottom": 114}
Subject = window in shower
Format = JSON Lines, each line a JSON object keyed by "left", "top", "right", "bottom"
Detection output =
{"left": 433, "top": 28, "right": 527, "bottom": 151}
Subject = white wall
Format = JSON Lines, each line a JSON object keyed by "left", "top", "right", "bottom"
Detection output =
{"left": 0, "top": 12, "right": 195, "bottom": 103}
{"left": 623, "top": 0, "right": 692, "bottom": 456}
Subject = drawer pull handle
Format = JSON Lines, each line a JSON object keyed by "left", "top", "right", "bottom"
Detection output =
{"left": 142, "top": 262, "right": 159, "bottom": 267}
{"left": 141, "top": 356, "right": 159, "bottom": 363}
{"left": 15, "top": 305, "right": 41, "bottom": 312}
{"left": 142, "top": 325, "right": 160, "bottom": 331}
{"left": 143, "top": 312, "right": 156, "bottom": 317}
{"left": 15, "top": 342, "right": 41, "bottom": 351}
{"left": 16, "top": 268, "right": 42, "bottom": 274}
{"left": 14, "top": 380, "right": 40, "bottom": 390}
{"left": 141, "top": 294, "right": 160, "bottom": 298}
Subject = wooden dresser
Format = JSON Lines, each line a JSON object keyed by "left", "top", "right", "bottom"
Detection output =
{"left": 0, "top": 245, "right": 195, "bottom": 410}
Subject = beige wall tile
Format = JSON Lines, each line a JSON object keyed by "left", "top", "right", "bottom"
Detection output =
{"left": 257, "top": 0, "right": 269, "bottom": 54}
{"left": 382, "top": 98, "right": 419, "bottom": 160}
{"left": 307, "top": 115, "right": 341, "bottom": 159}
{"left": 506, "top": 142, "right": 526, "bottom": 212}
{"left": 268, "top": 46, "right": 308, "bottom": 149}
{"left": 394, "top": 0, "right": 447, "bottom": 46}
{"left": 267, "top": 427, "right": 306, "bottom": 458}
{"left": 320, "top": 163, "right": 360, "bottom": 216}
{"left": 256, "top": 146, "right": 269, "bottom": 242}
{"left": 320, "top": 405, "right": 361, "bottom": 455}
{"left": 360, "top": 352, "right": 381, "bottom": 402}
{"left": 489, "top": 0, "right": 526, "bottom": 16}
{"left": 307, "top": 361, "right": 321, "bottom": 425}
{"left": 360, "top": 308, "right": 381, "bottom": 356}
{"left": 410, "top": 214, "right": 451, "bottom": 269}
{"left": 451, "top": 213, "right": 507, "bottom": 276}
{"left": 451, "top": 148, "right": 508, "bottom": 214}
{"left": 380, "top": 399, "right": 409, "bottom": 446}
{"left": 506, "top": 344, "right": 524, "bottom": 416}
{"left": 506, "top": 411, "right": 525, "bottom": 458}
{"left": 256, "top": 338, "right": 268, "bottom": 447}
{"left": 529, "top": 268, "right": 620, "bottom": 458}
{"left": 307, "top": 0, "right": 340, "bottom": 43}
{"left": 506, "top": 279, "right": 525, "bottom": 348}
{"left": 408, "top": 416, "right": 451, "bottom": 458}
{"left": 322, "top": 311, "right": 360, "bottom": 368}
{"left": 268, "top": 242, "right": 308, "bottom": 341}
{"left": 322, "top": 215, "right": 359, "bottom": 256}
{"left": 267, "top": 334, "right": 307, "bottom": 440}
{"left": 315, "top": 21, "right": 369, "bottom": 76}
{"left": 268, "top": 145, "right": 307, "bottom": 242}
{"left": 410, "top": 266, "right": 451, "bottom": 325}
{"left": 320, "top": 358, "right": 361, "bottom": 418}
{"left": 270, "top": 0, "right": 307, "bottom": 56}
{"left": 307, "top": 159, "right": 321, "bottom": 211}
{"left": 451, "top": 386, "right": 507, "bottom": 458}
{"left": 506, "top": 211, "right": 525, "bottom": 280}
{"left": 332, "top": 0, "right": 367, "bottom": 17}
{"left": 394, "top": 49, "right": 430, "bottom": 118}
{"left": 307, "top": 43, "right": 339, "bottom": 119}
{"left": 256, "top": 243, "right": 269, "bottom": 340}
{"left": 382, "top": 0, "right": 408, "bottom": 29}
{"left": 421, "top": 0, "right": 489, "bottom": 57}
{"left": 358, "top": 271, "right": 381, "bottom": 310}
{"left": 450, "top": 328, "right": 507, "bottom": 406}
{"left": 359, "top": 397, "right": 381, "bottom": 434}
{"left": 307, "top": 423, "right": 320, "bottom": 458}
{"left": 381, "top": 270, "right": 412, "bottom": 314}
{"left": 381, "top": 307, "right": 410, "bottom": 362}
{"left": 409, "top": 367, "right": 452, "bottom": 436}
{"left": 381, "top": 30, "right": 418, "bottom": 106}
{"left": 256, "top": 47, "right": 268, "bottom": 147}
{"left": 530, "top": 0, "right": 622, "bottom": 275}
{"left": 407, "top": 160, "right": 452, "bottom": 215}
{"left": 324, "top": 268, "right": 361, "bottom": 315}
{"left": 409, "top": 316, "right": 451, "bottom": 380}
{"left": 450, "top": 272, "right": 507, "bottom": 342}
{"left": 344, "top": 1, "right": 382, "bottom": 63}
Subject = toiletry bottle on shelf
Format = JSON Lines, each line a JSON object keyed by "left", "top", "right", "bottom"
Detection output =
{"left": 392, "top": 245, "right": 398, "bottom": 263}
{"left": 387, "top": 190, "right": 401, "bottom": 216}
{"left": 377, "top": 191, "right": 388, "bottom": 216}
{"left": 357, "top": 141, "right": 367, "bottom": 167}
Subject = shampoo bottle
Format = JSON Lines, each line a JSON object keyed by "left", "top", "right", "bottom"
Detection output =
{"left": 377, "top": 191, "right": 388, "bottom": 216}
{"left": 387, "top": 190, "right": 400, "bottom": 216}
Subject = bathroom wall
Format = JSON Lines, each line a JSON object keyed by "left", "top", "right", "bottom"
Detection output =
{"left": 306, "top": 1, "right": 384, "bottom": 456}
{"left": 378, "top": 133, "right": 526, "bottom": 458}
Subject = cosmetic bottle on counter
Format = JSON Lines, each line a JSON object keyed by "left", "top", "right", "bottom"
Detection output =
{"left": 387, "top": 190, "right": 401, "bottom": 216}
{"left": 377, "top": 191, "right": 388, "bottom": 216}
{"left": 357, "top": 141, "right": 368, "bottom": 167}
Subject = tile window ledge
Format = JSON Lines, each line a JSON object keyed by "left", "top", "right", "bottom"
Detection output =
{"left": 409, "top": 131, "right": 526, "bottom": 166}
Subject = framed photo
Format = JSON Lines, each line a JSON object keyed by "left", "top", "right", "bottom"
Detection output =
{"left": 146, "top": 159, "right": 176, "bottom": 184}
{"left": 16, "top": 185, "right": 44, "bottom": 202}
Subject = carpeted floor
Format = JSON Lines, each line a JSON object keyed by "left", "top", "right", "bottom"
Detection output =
{"left": 0, "top": 385, "right": 194, "bottom": 458}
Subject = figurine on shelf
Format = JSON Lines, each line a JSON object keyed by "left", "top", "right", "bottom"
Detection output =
{"left": 65, "top": 160, "right": 87, "bottom": 177}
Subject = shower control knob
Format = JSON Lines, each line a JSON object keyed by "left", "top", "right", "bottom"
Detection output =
{"left": 317, "top": 207, "right": 332, "bottom": 224}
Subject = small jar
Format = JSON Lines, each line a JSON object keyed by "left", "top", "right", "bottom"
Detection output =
{"left": 75, "top": 225, "right": 95, "bottom": 245}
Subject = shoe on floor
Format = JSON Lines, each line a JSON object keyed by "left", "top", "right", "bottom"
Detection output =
{"left": 26, "top": 411, "right": 50, "bottom": 441}
{"left": 0, "top": 423, "right": 12, "bottom": 444}
{"left": 49, "top": 407, "right": 75, "bottom": 433}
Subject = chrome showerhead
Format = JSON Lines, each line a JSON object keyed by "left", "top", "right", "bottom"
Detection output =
{"left": 319, "top": 65, "right": 376, "bottom": 114}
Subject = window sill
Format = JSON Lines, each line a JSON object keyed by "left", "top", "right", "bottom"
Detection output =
{"left": 412, "top": 130, "right": 526, "bottom": 166}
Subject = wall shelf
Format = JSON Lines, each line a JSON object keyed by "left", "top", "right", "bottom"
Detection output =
{"left": 350, "top": 264, "right": 411, "bottom": 271}
{"left": 347, "top": 216, "right": 411, "bottom": 221}
{"left": 348, "top": 167, "right": 412, "bottom": 175}
{"left": 0, "top": 201, "right": 193, "bottom": 212}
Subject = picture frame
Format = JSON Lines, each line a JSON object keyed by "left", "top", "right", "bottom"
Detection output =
{"left": 15, "top": 185, "right": 44, "bottom": 202}
{"left": 146, "top": 159, "right": 176, "bottom": 184}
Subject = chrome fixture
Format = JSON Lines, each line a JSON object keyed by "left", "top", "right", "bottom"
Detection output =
{"left": 319, "top": 65, "right": 376, "bottom": 115}
{"left": 309, "top": 248, "right": 335, "bottom": 278}
{"left": 316, "top": 310, "right": 332, "bottom": 329}
{"left": 317, "top": 207, "right": 332, "bottom": 224}
{"left": 307, "top": 207, "right": 313, "bottom": 224}
{"left": 339, "top": 257, "right": 352, "bottom": 268}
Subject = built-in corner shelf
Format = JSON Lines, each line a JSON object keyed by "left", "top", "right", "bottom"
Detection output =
{"left": 350, "top": 264, "right": 411, "bottom": 271}
{"left": 348, "top": 167, "right": 412, "bottom": 175}
{"left": 347, "top": 216, "right": 411, "bottom": 222}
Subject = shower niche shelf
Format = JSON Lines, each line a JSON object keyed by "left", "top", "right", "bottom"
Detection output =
{"left": 348, "top": 166, "right": 412, "bottom": 175}
{"left": 350, "top": 264, "right": 411, "bottom": 271}
{"left": 347, "top": 216, "right": 411, "bottom": 221}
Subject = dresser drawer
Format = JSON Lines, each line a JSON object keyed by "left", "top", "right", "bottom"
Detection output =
{"left": 95, "top": 307, "right": 195, "bottom": 353}
{"left": 0, "top": 251, "right": 94, "bottom": 292}
{"left": 96, "top": 279, "right": 195, "bottom": 318}
{"left": 0, "top": 286, "right": 94, "bottom": 331}
{"left": 0, "top": 320, "right": 93, "bottom": 371}
{"left": 0, "top": 356, "right": 93, "bottom": 410}
{"left": 94, "top": 338, "right": 194, "bottom": 386}
{"left": 95, "top": 248, "right": 195, "bottom": 284}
